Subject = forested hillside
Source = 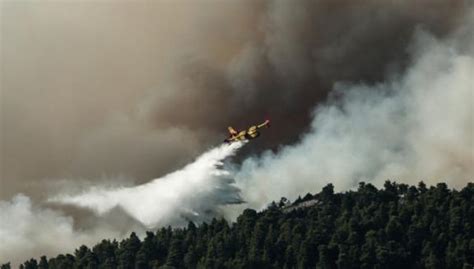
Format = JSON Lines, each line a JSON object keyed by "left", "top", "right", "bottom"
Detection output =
{"left": 4, "top": 181, "right": 474, "bottom": 269}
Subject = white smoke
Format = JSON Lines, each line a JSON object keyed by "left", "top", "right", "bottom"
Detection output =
{"left": 235, "top": 29, "right": 474, "bottom": 210}
{"left": 50, "top": 142, "right": 245, "bottom": 227}
{"left": 0, "top": 194, "right": 126, "bottom": 265}
{"left": 2, "top": 9, "right": 472, "bottom": 267}
{"left": 0, "top": 142, "right": 244, "bottom": 265}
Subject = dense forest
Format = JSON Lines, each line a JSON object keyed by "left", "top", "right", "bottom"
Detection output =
{"left": 3, "top": 181, "right": 473, "bottom": 269}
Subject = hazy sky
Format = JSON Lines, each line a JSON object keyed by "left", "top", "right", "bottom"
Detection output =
{"left": 1, "top": 0, "right": 473, "bottom": 265}
{"left": 1, "top": 0, "right": 467, "bottom": 201}
{"left": 1, "top": 0, "right": 262, "bottom": 198}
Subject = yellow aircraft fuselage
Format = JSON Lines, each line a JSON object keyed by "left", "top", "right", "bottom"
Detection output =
{"left": 224, "top": 119, "right": 270, "bottom": 143}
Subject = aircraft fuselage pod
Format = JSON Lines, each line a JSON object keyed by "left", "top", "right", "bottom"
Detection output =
{"left": 224, "top": 119, "right": 270, "bottom": 143}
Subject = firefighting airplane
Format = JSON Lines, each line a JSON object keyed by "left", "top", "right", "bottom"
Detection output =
{"left": 224, "top": 119, "right": 270, "bottom": 143}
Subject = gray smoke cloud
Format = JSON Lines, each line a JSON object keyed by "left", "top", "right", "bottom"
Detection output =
{"left": 1, "top": 142, "right": 245, "bottom": 265}
{"left": 0, "top": 0, "right": 262, "bottom": 199}
{"left": 1, "top": 0, "right": 473, "bottom": 266}
{"left": 0, "top": 194, "right": 137, "bottom": 266}
{"left": 1, "top": 0, "right": 468, "bottom": 199}
{"left": 235, "top": 25, "right": 474, "bottom": 210}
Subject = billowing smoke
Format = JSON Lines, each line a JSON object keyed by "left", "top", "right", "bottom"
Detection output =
{"left": 0, "top": 142, "right": 244, "bottom": 264}
{"left": 1, "top": 0, "right": 468, "bottom": 199}
{"left": 1, "top": 0, "right": 473, "bottom": 266}
{"left": 235, "top": 24, "right": 474, "bottom": 209}
{"left": 50, "top": 142, "right": 244, "bottom": 227}
{"left": 0, "top": 195, "right": 128, "bottom": 266}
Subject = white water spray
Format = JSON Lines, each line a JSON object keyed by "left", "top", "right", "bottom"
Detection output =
{"left": 50, "top": 142, "right": 245, "bottom": 227}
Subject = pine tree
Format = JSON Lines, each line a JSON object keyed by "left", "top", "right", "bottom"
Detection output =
{"left": 117, "top": 232, "right": 141, "bottom": 269}
{"left": 93, "top": 239, "right": 118, "bottom": 269}
{"left": 16, "top": 182, "right": 474, "bottom": 269}
{"left": 23, "top": 259, "right": 38, "bottom": 269}
{"left": 38, "top": 256, "right": 48, "bottom": 269}
{"left": 360, "top": 231, "right": 377, "bottom": 269}
{"left": 165, "top": 237, "right": 183, "bottom": 268}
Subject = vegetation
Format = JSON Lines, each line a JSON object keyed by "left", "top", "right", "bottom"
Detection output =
{"left": 3, "top": 181, "right": 474, "bottom": 269}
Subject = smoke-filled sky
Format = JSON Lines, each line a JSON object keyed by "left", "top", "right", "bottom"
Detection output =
{"left": 1, "top": 0, "right": 473, "bottom": 265}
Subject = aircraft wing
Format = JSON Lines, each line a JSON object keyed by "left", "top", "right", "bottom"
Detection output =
{"left": 257, "top": 119, "right": 270, "bottom": 129}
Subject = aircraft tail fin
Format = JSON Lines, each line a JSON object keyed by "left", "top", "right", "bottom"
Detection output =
{"left": 228, "top": 127, "right": 238, "bottom": 135}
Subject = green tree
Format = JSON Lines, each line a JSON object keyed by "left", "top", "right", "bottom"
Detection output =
{"left": 360, "top": 231, "right": 377, "bottom": 269}
{"left": 38, "top": 256, "right": 48, "bottom": 269}
{"left": 165, "top": 237, "right": 183, "bottom": 268}
{"left": 17, "top": 182, "right": 474, "bottom": 269}
{"left": 23, "top": 259, "right": 38, "bottom": 269}
{"left": 117, "top": 232, "right": 141, "bottom": 269}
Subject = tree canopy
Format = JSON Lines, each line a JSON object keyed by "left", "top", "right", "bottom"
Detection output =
{"left": 5, "top": 181, "right": 474, "bottom": 269}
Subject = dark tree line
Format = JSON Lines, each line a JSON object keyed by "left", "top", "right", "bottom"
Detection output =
{"left": 3, "top": 181, "right": 474, "bottom": 269}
